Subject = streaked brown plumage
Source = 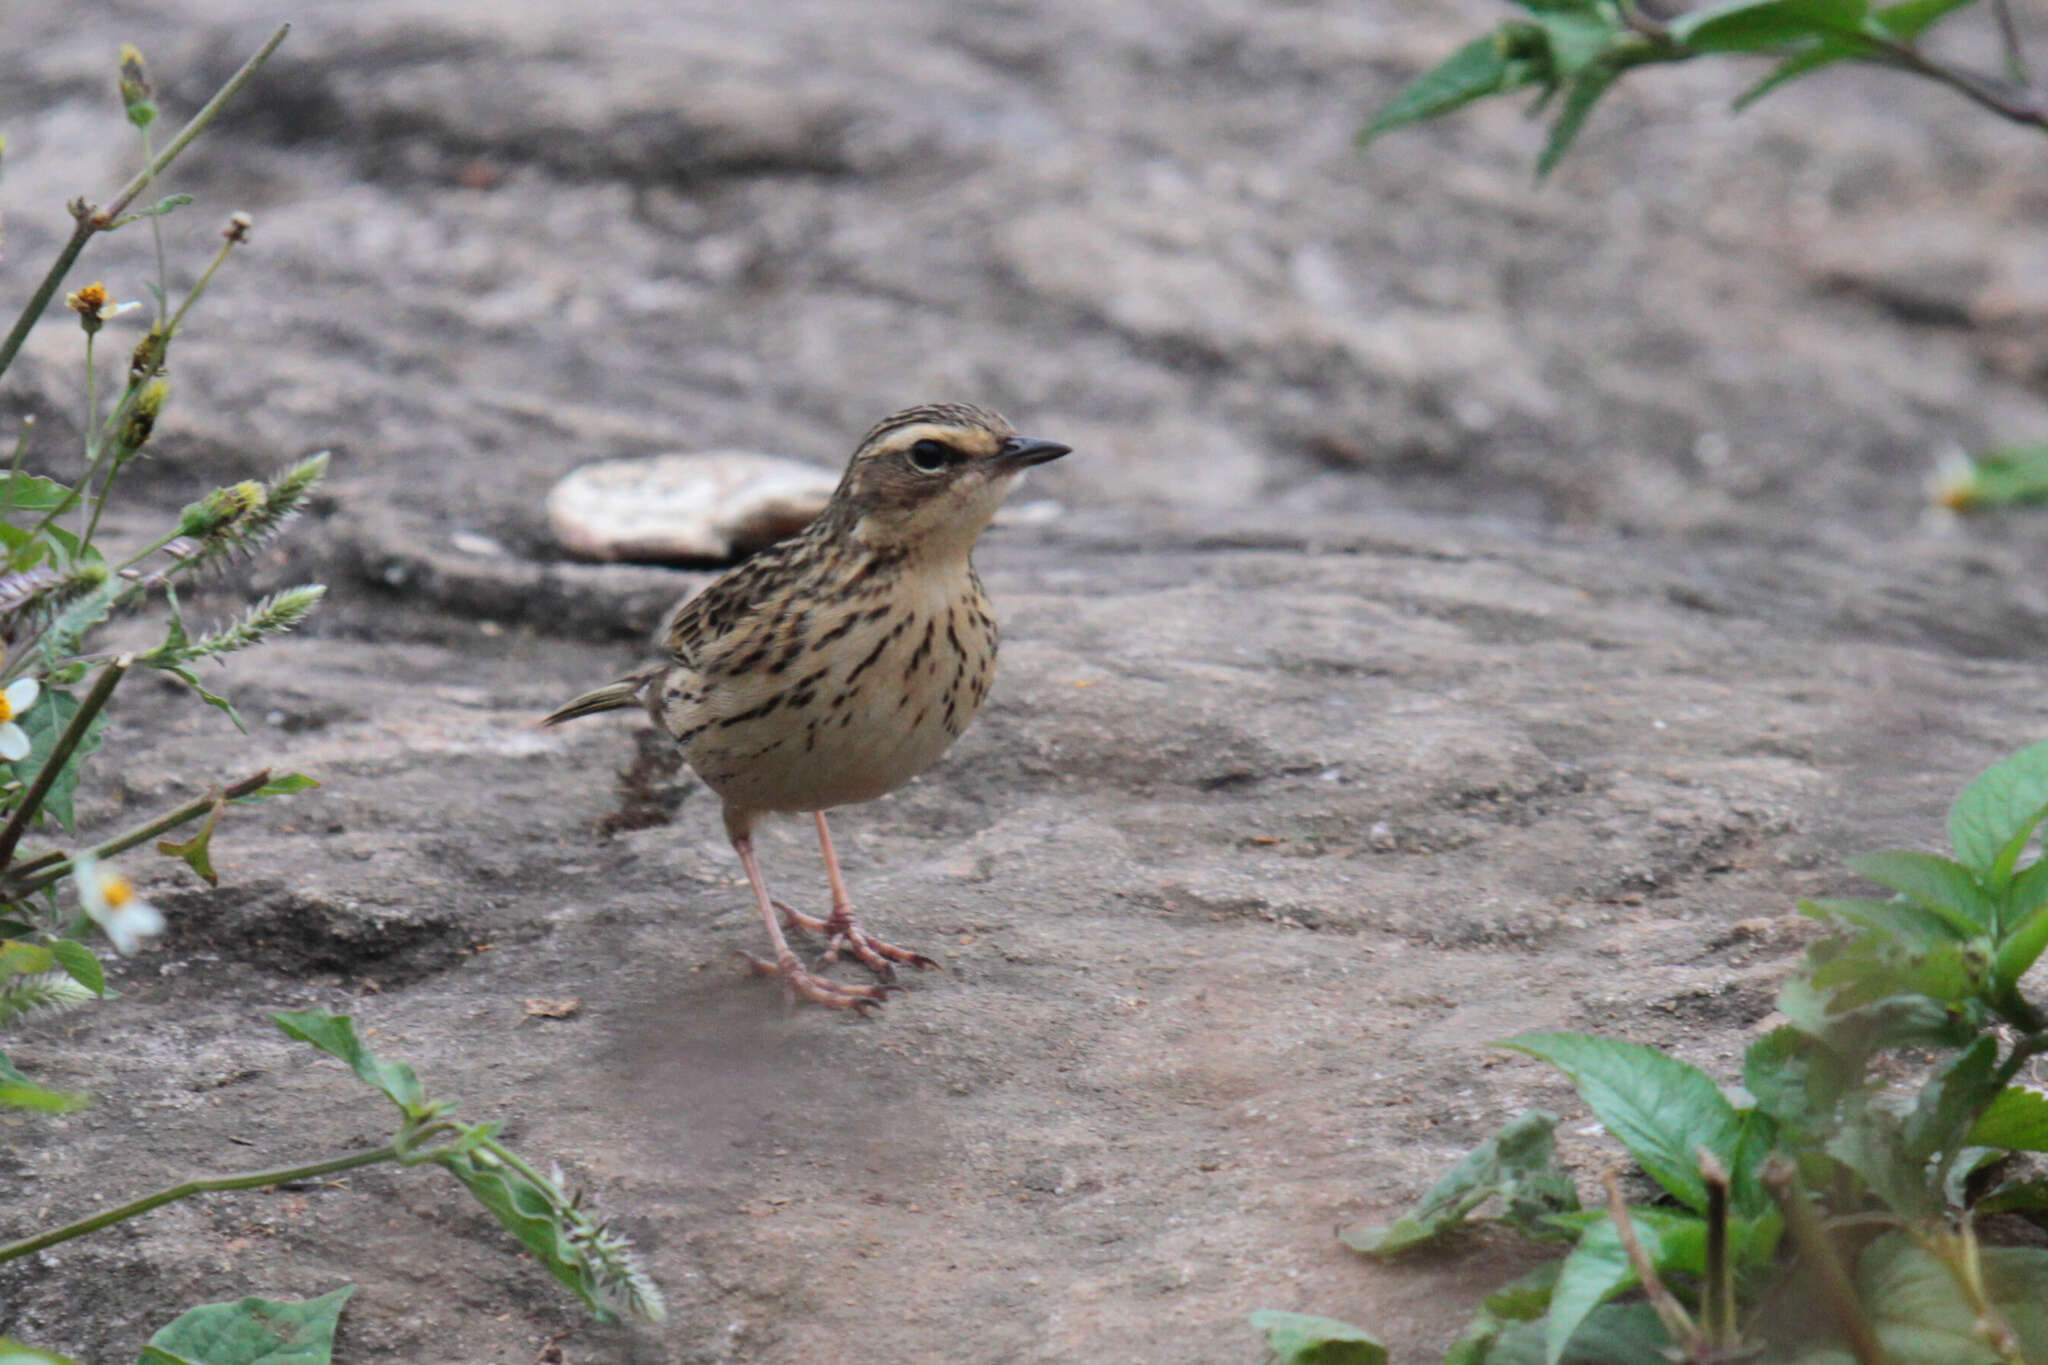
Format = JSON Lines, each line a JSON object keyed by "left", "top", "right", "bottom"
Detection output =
{"left": 545, "top": 403, "right": 1070, "bottom": 1011}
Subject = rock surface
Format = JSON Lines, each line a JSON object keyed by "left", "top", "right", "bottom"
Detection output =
{"left": 3, "top": 2, "right": 2048, "bottom": 1362}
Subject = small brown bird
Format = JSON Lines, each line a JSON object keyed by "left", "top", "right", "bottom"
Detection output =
{"left": 545, "top": 404, "right": 1070, "bottom": 1012}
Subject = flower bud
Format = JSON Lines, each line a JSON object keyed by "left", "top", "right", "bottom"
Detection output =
{"left": 66, "top": 282, "right": 112, "bottom": 336}
{"left": 129, "top": 323, "right": 168, "bottom": 382}
{"left": 117, "top": 378, "right": 171, "bottom": 453}
{"left": 118, "top": 45, "right": 156, "bottom": 129}
{"left": 175, "top": 479, "right": 265, "bottom": 538}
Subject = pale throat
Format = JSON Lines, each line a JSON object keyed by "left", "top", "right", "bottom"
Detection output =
{"left": 852, "top": 471, "right": 1018, "bottom": 563}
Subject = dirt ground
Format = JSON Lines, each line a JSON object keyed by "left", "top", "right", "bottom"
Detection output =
{"left": 6, "top": 1, "right": 2048, "bottom": 1361}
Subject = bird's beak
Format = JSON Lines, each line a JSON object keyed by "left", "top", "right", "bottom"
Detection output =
{"left": 995, "top": 436, "right": 1072, "bottom": 469}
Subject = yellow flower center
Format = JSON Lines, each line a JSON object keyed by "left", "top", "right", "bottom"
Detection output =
{"left": 102, "top": 876, "right": 133, "bottom": 909}
{"left": 66, "top": 282, "right": 111, "bottom": 317}
{"left": 0, "top": 696, "right": 13, "bottom": 723}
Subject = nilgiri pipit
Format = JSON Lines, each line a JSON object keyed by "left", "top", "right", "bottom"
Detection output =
{"left": 546, "top": 404, "right": 1071, "bottom": 1012}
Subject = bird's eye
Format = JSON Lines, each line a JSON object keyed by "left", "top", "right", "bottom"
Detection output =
{"left": 907, "top": 438, "right": 955, "bottom": 473}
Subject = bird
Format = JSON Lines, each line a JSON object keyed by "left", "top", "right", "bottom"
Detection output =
{"left": 544, "top": 403, "right": 1071, "bottom": 1012}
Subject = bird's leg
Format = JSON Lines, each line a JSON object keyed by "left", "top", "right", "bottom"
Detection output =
{"left": 732, "top": 832, "right": 889, "bottom": 1014}
{"left": 773, "top": 811, "right": 939, "bottom": 981}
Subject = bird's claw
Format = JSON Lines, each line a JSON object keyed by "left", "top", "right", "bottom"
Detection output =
{"left": 772, "top": 900, "right": 940, "bottom": 981}
{"left": 742, "top": 949, "right": 893, "bottom": 1014}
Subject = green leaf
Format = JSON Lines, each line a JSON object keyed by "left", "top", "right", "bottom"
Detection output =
{"left": 157, "top": 791, "right": 226, "bottom": 887}
{"left": 7, "top": 687, "right": 107, "bottom": 833}
{"left": 1846, "top": 851, "right": 1999, "bottom": 933}
{"left": 1826, "top": 1105, "right": 1937, "bottom": 1221}
{"left": 435, "top": 1150, "right": 620, "bottom": 1324}
{"left": 1444, "top": 1263, "right": 1560, "bottom": 1365}
{"left": 1501, "top": 1033, "right": 1743, "bottom": 1214}
{"left": 1994, "top": 900, "right": 2048, "bottom": 993}
{"left": 1546, "top": 1214, "right": 1638, "bottom": 1365}
{"left": 1537, "top": 63, "right": 1619, "bottom": 177}
{"left": 1977, "top": 1176, "right": 2048, "bottom": 1215}
{"left": 1808, "top": 935, "right": 1981, "bottom": 1013}
{"left": 1797, "top": 896, "right": 1967, "bottom": 946}
{"left": 1943, "top": 1145, "right": 2006, "bottom": 1209}
{"left": 1790, "top": 1234, "right": 2048, "bottom": 1365}
{"left": 0, "top": 1078, "right": 89, "bottom": 1112}
{"left": 1483, "top": 1306, "right": 1671, "bottom": 1365}
{"left": 1948, "top": 444, "right": 2048, "bottom": 510}
{"left": 1669, "top": 0, "right": 1869, "bottom": 52}
{"left": 105, "top": 193, "right": 194, "bottom": 231}
{"left": 1902, "top": 1036, "right": 2002, "bottom": 1169}
{"left": 0, "top": 939, "right": 53, "bottom": 975}
{"left": 1743, "top": 1024, "right": 1851, "bottom": 1129}
{"left": 1340, "top": 1110, "right": 1578, "bottom": 1256}
{"left": 35, "top": 582, "right": 114, "bottom": 671}
{"left": 1869, "top": 0, "right": 1977, "bottom": 39}
{"left": 1776, "top": 972, "right": 1975, "bottom": 1057}
{"left": 152, "top": 663, "right": 245, "bottom": 731}
{"left": 2002, "top": 852, "right": 2048, "bottom": 922}
{"left": 1734, "top": 41, "right": 1851, "bottom": 107}
{"left": 153, "top": 582, "right": 192, "bottom": 660}
{"left": 231, "top": 773, "right": 319, "bottom": 804}
{"left": 1737, "top": 0, "right": 1973, "bottom": 110}
{"left": 0, "top": 1340, "right": 82, "bottom": 1365}
{"left": 142, "top": 1288, "right": 353, "bottom": 1365}
{"left": 1543, "top": 1205, "right": 1782, "bottom": 1361}
{"left": 2, "top": 1041, "right": 88, "bottom": 1113}
{"left": 270, "top": 1009, "right": 426, "bottom": 1117}
{"left": 1247, "top": 1310, "right": 1387, "bottom": 1365}
{"left": 1362, "top": 29, "right": 1545, "bottom": 144}
{"left": 46, "top": 939, "right": 102, "bottom": 995}
{"left": 0, "top": 474, "right": 74, "bottom": 515}
{"left": 1533, "top": 9, "right": 1622, "bottom": 81}
{"left": 1971, "top": 1085, "right": 2048, "bottom": 1152}
{"left": 1949, "top": 740, "right": 2048, "bottom": 888}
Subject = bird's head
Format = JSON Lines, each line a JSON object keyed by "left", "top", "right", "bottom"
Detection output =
{"left": 827, "top": 403, "right": 1070, "bottom": 557}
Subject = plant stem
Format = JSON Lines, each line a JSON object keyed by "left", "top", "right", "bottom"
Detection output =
{"left": 1602, "top": 1169, "right": 1700, "bottom": 1350}
{"left": 138, "top": 123, "right": 169, "bottom": 321}
{"left": 1870, "top": 37, "right": 2048, "bottom": 130}
{"left": 1698, "top": 1148, "right": 1738, "bottom": 1347}
{"left": 1, "top": 768, "right": 273, "bottom": 898}
{"left": 116, "top": 525, "right": 191, "bottom": 575}
{"left": 164, "top": 233, "right": 238, "bottom": 337}
{"left": 0, "top": 23, "right": 289, "bottom": 383}
{"left": 0, "top": 1141, "right": 395, "bottom": 1264}
{"left": 79, "top": 329, "right": 103, "bottom": 544}
{"left": 1921, "top": 1222, "right": 2026, "bottom": 1363}
{"left": 83, "top": 331, "right": 99, "bottom": 460}
{"left": 0, "top": 655, "right": 129, "bottom": 869}
{"left": 1763, "top": 1157, "right": 1889, "bottom": 1365}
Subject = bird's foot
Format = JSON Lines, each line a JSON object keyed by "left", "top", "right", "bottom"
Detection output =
{"left": 773, "top": 900, "right": 939, "bottom": 981}
{"left": 743, "top": 950, "right": 893, "bottom": 1014}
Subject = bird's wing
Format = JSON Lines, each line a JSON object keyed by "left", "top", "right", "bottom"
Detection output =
{"left": 662, "top": 533, "right": 816, "bottom": 673}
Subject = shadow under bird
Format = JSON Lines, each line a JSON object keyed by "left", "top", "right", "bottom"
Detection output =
{"left": 544, "top": 403, "right": 1072, "bottom": 1012}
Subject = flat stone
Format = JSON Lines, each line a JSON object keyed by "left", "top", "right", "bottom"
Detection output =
{"left": 545, "top": 451, "right": 839, "bottom": 564}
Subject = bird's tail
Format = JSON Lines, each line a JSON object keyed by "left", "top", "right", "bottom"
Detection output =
{"left": 542, "top": 667, "right": 661, "bottom": 727}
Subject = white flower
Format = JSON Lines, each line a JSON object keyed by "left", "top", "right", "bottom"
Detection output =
{"left": 74, "top": 856, "right": 165, "bottom": 955}
{"left": 0, "top": 677, "right": 40, "bottom": 761}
